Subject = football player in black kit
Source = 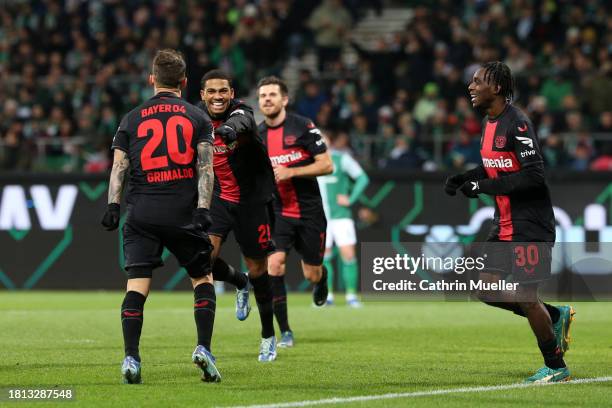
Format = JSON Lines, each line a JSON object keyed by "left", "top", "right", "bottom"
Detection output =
{"left": 257, "top": 76, "right": 333, "bottom": 348}
{"left": 445, "top": 61, "right": 575, "bottom": 383}
{"left": 197, "top": 69, "right": 278, "bottom": 362}
{"left": 101, "top": 50, "right": 220, "bottom": 383}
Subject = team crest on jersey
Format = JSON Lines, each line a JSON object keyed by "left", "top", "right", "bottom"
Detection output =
{"left": 495, "top": 134, "right": 506, "bottom": 149}
{"left": 285, "top": 135, "right": 297, "bottom": 145}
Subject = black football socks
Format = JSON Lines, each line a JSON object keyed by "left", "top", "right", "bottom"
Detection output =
{"left": 270, "top": 275, "right": 291, "bottom": 332}
{"left": 543, "top": 303, "right": 560, "bottom": 323}
{"left": 250, "top": 273, "right": 275, "bottom": 338}
{"left": 212, "top": 258, "right": 248, "bottom": 289}
{"left": 538, "top": 338, "right": 566, "bottom": 369}
{"left": 194, "top": 282, "right": 216, "bottom": 351}
{"left": 121, "top": 291, "right": 146, "bottom": 362}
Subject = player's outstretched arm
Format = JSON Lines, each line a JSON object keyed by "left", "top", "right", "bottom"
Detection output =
{"left": 275, "top": 151, "right": 333, "bottom": 181}
{"left": 101, "top": 149, "right": 129, "bottom": 231}
{"left": 477, "top": 163, "right": 545, "bottom": 195}
{"left": 225, "top": 104, "right": 256, "bottom": 135}
{"left": 349, "top": 173, "right": 370, "bottom": 205}
{"left": 192, "top": 141, "right": 215, "bottom": 232}
{"left": 215, "top": 103, "right": 257, "bottom": 144}
{"left": 196, "top": 141, "right": 214, "bottom": 209}
{"left": 343, "top": 154, "right": 369, "bottom": 205}
{"left": 108, "top": 149, "right": 129, "bottom": 204}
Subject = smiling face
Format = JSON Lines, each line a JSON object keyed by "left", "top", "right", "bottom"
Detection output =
{"left": 258, "top": 84, "right": 288, "bottom": 119}
{"left": 201, "top": 78, "right": 234, "bottom": 117}
{"left": 467, "top": 68, "right": 499, "bottom": 110}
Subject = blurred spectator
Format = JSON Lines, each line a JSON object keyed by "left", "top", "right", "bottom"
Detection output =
{"left": 571, "top": 138, "right": 594, "bottom": 171}
{"left": 446, "top": 130, "right": 481, "bottom": 170}
{"left": 295, "top": 81, "right": 328, "bottom": 122}
{"left": 595, "top": 111, "right": 612, "bottom": 155}
{"left": 584, "top": 66, "right": 612, "bottom": 115}
{"left": 540, "top": 71, "right": 573, "bottom": 112}
{"left": 413, "top": 83, "right": 439, "bottom": 125}
{"left": 542, "top": 134, "right": 571, "bottom": 168}
{"left": 383, "top": 136, "right": 424, "bottom": 170}
{"left": 307, "top": 0, "right": 352, "bottom": 71}
{"left": 210, "top": 33, "right": 247, "bottom": 93}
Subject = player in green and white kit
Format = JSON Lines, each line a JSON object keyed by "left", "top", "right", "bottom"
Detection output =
{"left": 317, "top": 131, "right": 369, "bottom": 307}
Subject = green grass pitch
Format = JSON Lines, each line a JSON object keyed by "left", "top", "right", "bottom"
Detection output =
{"left": 1, "top": 292, "right": 611, "bottom": 407}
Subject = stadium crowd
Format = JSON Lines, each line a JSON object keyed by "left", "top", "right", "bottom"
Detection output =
{"left": 1, "top": 0, "right": 611, "bottom": 172}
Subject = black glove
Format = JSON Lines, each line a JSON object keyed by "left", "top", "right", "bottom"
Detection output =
{"left": 101, "top": 203, "right": 120, "bottom": 231}
{"left": 215, "top": 124, "right": 237, "bottom": 144}
{"left": 193, "top": 207, "right": 213, "bottom": 232}
{"left": 444, "top": 174, "right": 465, "bottom": 196}
{"left": 459, "top": 180, "right": 480, "bottom": 198}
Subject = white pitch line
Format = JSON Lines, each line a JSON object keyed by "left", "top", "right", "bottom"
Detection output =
{"left": 223, "top": 376, "right": 612, "bottom": 408}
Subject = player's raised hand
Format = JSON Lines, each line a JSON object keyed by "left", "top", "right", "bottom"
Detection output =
{"left": 193, "top": 207, "right": 213, "bottom": 232}
{"left": 273, "top": 165, "right": 294, "bottom": 182}
{"left": 101, "top": 203, "right": 120, "bottom": 231}
{"left": 444, "top": 174, "right": 465, "bottom": 196}
{"left": 459, "top": 180, "right": 480, "bottom": 198}
{"left": 215, "top": 124, "right": 237, "bottom": 144}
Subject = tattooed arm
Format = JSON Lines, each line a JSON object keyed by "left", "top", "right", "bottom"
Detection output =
{"left": 108, "top": 149, "right": 130, "bottom": 204}
{"left": 196, "top": 141, "right": 214, "bottom": 209}
{"left": 101, "top": 149, "right": 128, "bottom": 231}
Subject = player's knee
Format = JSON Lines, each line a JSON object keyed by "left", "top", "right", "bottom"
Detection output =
{"left": 303, "top": 265, "right": 322, "bottom": 282}
{"left": 191, "top": 274, "right": 213, "bottom": 288}
{"left": 517, "top": 301, "right": 539, "bottom": 314}
{"left": 341, "top": 256, "right": 357, "bottom": 264}
{"left": 126, "top": 270, "right": 152, "bottom": 297}
{"left": 268, "top": 255, "right": 286, "bottom": 276}
{"left": 209, "top": 236, "right": 222, "bottom": 262}
{"left": 339, "top": 246, "right": 356, "bottom": 261}
{"left": 184, "top": 249, "right": 213, "bottom": 280}
{"left": 245, "top": 257, "right": 267, "bottom": 278}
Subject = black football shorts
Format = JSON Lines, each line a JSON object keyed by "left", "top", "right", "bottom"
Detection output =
{"left": 481, "top": 240, "right": 553, "bottom": 284}
{"left": 122, "top": 219, "right": 213, "bottom": 279}
{"left": 208, "top": 197, "right": 275, "bottom": 259}
{"left": 272, "top": 209, "right": 327, "bottom": 266}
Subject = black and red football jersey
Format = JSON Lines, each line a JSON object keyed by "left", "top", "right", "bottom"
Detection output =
{"left": 112, "top": 92, "right": 213, "bottom": 225}
{"left": 470, "top": 104, "right": 555, "bottom": 242}
{"left": 259, "top": 112, "right": 328, "bottom": 218}
{"left": 196, "top": 99, "right": 275, "bottom": 205}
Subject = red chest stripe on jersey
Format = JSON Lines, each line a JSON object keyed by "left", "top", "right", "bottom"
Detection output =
{"left": 482, "top": 121, "right": 513, "bottom": 241}
{"left": 267, "top": 127, "right": 301, "bottom": 218}
{"left": 211, "top": 120, "right": 240, "bottom": 203}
